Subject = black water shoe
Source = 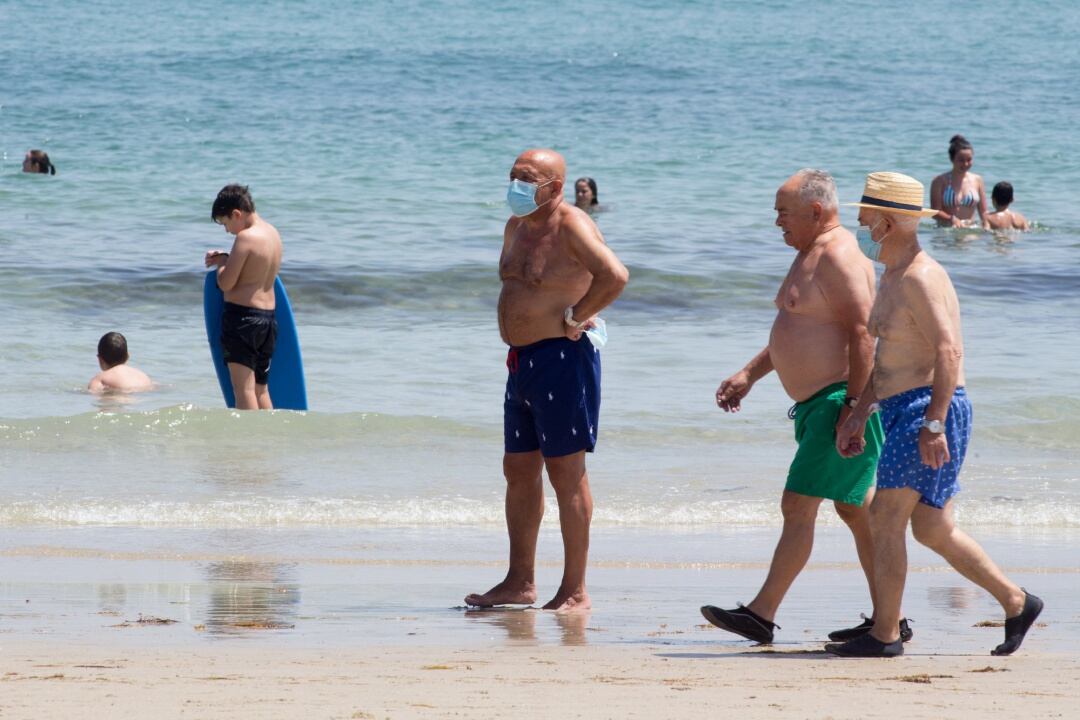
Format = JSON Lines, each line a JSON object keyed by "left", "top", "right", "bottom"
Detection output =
{"left": 824, "top": 632, "right": 904, "bottom": 658}
{"left": 991, "top": 590, "right": 1043, "bottom": 656}
{"left": 828, "top": 615, "right": 913, "bottom": 643}
{"left": 700, "top": 604, "right": 777, "bottom": 644}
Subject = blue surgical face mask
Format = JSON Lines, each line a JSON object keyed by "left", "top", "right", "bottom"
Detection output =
{"left": 507, "top": 178, "right": 554, "bottom": 217}
{"left": 856, "top": 221, "right": 885, "bottom": 262}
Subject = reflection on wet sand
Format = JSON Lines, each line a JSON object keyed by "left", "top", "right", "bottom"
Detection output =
{"left": 927, "top": 585, "right": 980, "bottom": 614}
{"left": 463, "top": 607, "right": 590, "bottom": 646}
{"left": 96, "top": 583, "right": 127, "bottom": 614}
{"left": 203, "top": 560, "right": 300, "bottom": 636}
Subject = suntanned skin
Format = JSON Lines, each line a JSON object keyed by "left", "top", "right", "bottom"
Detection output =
{"left": 987, "top": 203, "right": 1030, "bottom": 231}
{"left": 930, "top": 148, "right": 990, "bottom": 229}
{"left": 711, "top": 173, "right": 883, "bottom": 625}
{"left": 467, "top": 148, "right": 628, "bottom": 612}
{"left": 836, "top": 208, "right": 1026, "bottom": 647}
{"left": 88, "top": 359, "right": 153, "bottom": 393}
{"left": 205, "top": 209, "right": 282, "bottom": 410}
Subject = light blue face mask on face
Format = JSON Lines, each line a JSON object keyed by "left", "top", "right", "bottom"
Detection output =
{"left": 856, "top": 222, "right": 885, "bottom": 262}
{"left": 507, "top": 178, "right": 554, "bottom": 217}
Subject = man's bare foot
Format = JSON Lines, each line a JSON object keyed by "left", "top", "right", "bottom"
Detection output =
{"left": 541, "top": 588, "right": 590, "bottom": 611}
{"left": 464, "top": 579, "right": 537, "bottom": 607}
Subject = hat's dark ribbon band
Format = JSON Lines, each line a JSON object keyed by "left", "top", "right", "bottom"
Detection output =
{"left": 860, "top": 195, "right": 924, "bottom": 212}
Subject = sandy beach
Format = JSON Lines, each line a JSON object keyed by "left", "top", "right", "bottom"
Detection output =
{"left": 7, "top": 1, "right": 1080, "bottom": 718}
{"left": 2, "top": 532, "right": 1076, "bottom": 719}
{"left": 2, "top": 640, "right": 1077, "bottom": 719}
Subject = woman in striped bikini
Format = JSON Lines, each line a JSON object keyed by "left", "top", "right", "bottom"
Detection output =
{"left": 930, "top": 134, "right": 990, "bottom": 229}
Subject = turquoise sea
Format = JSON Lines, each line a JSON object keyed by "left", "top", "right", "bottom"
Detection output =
{"left": 2, "top": 1, "right": 1078, "bottom": 645}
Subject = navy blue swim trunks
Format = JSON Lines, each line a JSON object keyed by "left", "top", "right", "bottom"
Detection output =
{"left": 504, "top": 336, "right": 601, "bottom": 457}
{"left": 876, "top": 386, "right": 972, "bottom": 509}
{"left": 221, "top": 302, "right": 277, "bottom": 385}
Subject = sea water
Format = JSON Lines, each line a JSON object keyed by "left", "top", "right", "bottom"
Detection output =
{"left": 2, "top": 1, "right": 1079, "bottom": 636}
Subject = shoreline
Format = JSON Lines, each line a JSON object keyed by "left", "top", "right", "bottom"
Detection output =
{"left": 2, "top": 535, "right": 1073, "bottom": 652}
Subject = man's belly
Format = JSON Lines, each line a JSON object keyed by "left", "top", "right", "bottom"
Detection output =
{"left": 769, "top": 313, "right": 849, "bottom": 402}
{"left": 498, "top": 283, "right": 578, "bottom": 347}
{"left": 872, "top": 341, "right": 966, "bottom": 400}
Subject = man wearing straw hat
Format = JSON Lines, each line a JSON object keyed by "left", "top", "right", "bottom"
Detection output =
{"left": 829, "top": 171, "right": 1043, "bottom": 657}
{"left": 700, "top": 169, "right": 908, "bottom": 646}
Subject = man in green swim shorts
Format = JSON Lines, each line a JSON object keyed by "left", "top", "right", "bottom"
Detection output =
{"left": 700, "top": 169, "right": 910, "bottom": 646}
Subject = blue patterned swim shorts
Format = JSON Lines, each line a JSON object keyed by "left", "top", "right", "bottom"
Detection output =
{"left": 876, "top": 386, "right": 972, "bottom": 509}
{"left": 503, "top": 336, "right": 601, "bottom": 458}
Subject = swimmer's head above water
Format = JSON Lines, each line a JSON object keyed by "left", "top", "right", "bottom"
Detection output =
{"left": 22, "top": 149, "right": 55, "bottom": 175}
{"left": 97, "top": 331, "right": 129, "bottom": 370}
{"left": 574, "top": 177, "right": 598, "bottom": 210}
{"left": 948, "top": 134, "right": 974, "bottom": 171}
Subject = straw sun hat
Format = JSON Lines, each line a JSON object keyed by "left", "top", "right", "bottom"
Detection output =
{"left": 847, "top": 171, "right": 938, "bottom": 217}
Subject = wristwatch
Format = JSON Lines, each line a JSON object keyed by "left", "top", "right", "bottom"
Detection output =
{"left": 843, "top": 396, "right": 859, "bottom": 409}
{"left": 564, "top": 307, "right": 587, "bottom": 329}
{"left": 921, "top": 418, "right": 946, "bottom": 434}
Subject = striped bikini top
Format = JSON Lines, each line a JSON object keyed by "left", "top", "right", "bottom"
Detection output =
{"left": 943, "top": 179, "right": 979, "bottom": 208}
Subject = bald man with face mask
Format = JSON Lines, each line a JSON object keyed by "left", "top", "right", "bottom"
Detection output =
{"left": 465, "top": 148, "right": 628, "bottom": 612}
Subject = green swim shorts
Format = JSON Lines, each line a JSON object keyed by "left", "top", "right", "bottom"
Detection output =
{"left": 786, "top": 381, "right": 882, "bottom": 506}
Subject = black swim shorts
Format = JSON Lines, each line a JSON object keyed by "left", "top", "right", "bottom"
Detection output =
{"left": 221, "top": 302, "right": 277, "bottom": 385}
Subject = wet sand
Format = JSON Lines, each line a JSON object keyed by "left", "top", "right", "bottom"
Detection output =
{"left": 1, "top": 526, "right": 1076, "bottom": 717}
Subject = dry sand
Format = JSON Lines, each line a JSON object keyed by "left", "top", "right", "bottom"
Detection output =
{"left": 1, "top": 640, "right": 1075, "bottom": 719}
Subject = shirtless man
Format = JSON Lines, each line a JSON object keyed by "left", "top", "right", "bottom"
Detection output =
{"left": 700, "top": 170, "right": 905, "bottom": 646}
{"left": 205, "top": 184, "right": 282, "bottom": 410}
{"left": 830, "top": 172, "right": 1042, "bottom": 657}
{"left": 986, "top": 181, "right": 1031, "bottom": 231}
{"left": 88, "top": 332, "right": 153, "bottom": 393}
{"left": 465, "top": 148, "right": 628, "bottom": 611}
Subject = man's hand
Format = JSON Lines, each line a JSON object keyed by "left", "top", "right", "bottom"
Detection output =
{"left": 716, "top": 370, "right": 751, "bottom": 412}
{"left": 919, "top": 428, "right": 950, "bottom": 469}
{"left": 205, "top": 250, "right": 229, "bottom": 268}
{"left": 563, "top": 313, "right": 595, "bottom": 341}
{"left": 835, "top": 413, "right": 867, "bottom": 458}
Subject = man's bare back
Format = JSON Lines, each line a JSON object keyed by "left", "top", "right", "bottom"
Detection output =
{"left": 769, "top": 227, "right": 875, "bottom": 402}
{"left": 212, "top": 215, "right": 282, "bottom": 310}
{"left": 869, "top": 253, "right": 965, "bottom": 400}
{"left": 88, "top": 364, "right": 153, "bottom": 393}
{"left": 986, "top": 209, "right": 1029, "bottom": 231}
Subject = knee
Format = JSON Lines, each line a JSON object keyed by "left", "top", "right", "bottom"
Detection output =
{"left": 780, "top": 494, "right": 819, "bottom": 526}
{"left": 544, "top": 453, "right": 586, "bottom": 487}
{"left": 867, "top": 501, "right": 906, "bottom": 538}
{"left": 833, "top": 501, "right": 865, "bottom": 526}
{"left": 911, "top": 517, "right": 951, "bottom": 550}
{"left": 503, "top": 453, "right": 543, "bottom": 485}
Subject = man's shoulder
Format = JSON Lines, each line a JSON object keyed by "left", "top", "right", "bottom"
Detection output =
{"left": 237, "top": 222, "right": 281, "bottom": 246}
{"left": 900, "top": 255, "right": 951, "bottom": 293}
{"left": 817, "top": 228, "right": 866, "bottom": 272}
{"left": 557, "top": 205, "right": 600, "bottom": 241}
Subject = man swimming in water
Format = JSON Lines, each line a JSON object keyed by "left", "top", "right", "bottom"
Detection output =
{"left": 88, "top": 332, "right": 153, "bottom": 393}
{"left": 986, "top": 182, "right": 1031, "bottom": 231}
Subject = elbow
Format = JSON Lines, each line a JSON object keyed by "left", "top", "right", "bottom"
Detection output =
{"left": 612, "top": 263, "right": 630, "bottom": 291}
{"left": 940, "top": 343, "right": 963, "bottom": 367}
